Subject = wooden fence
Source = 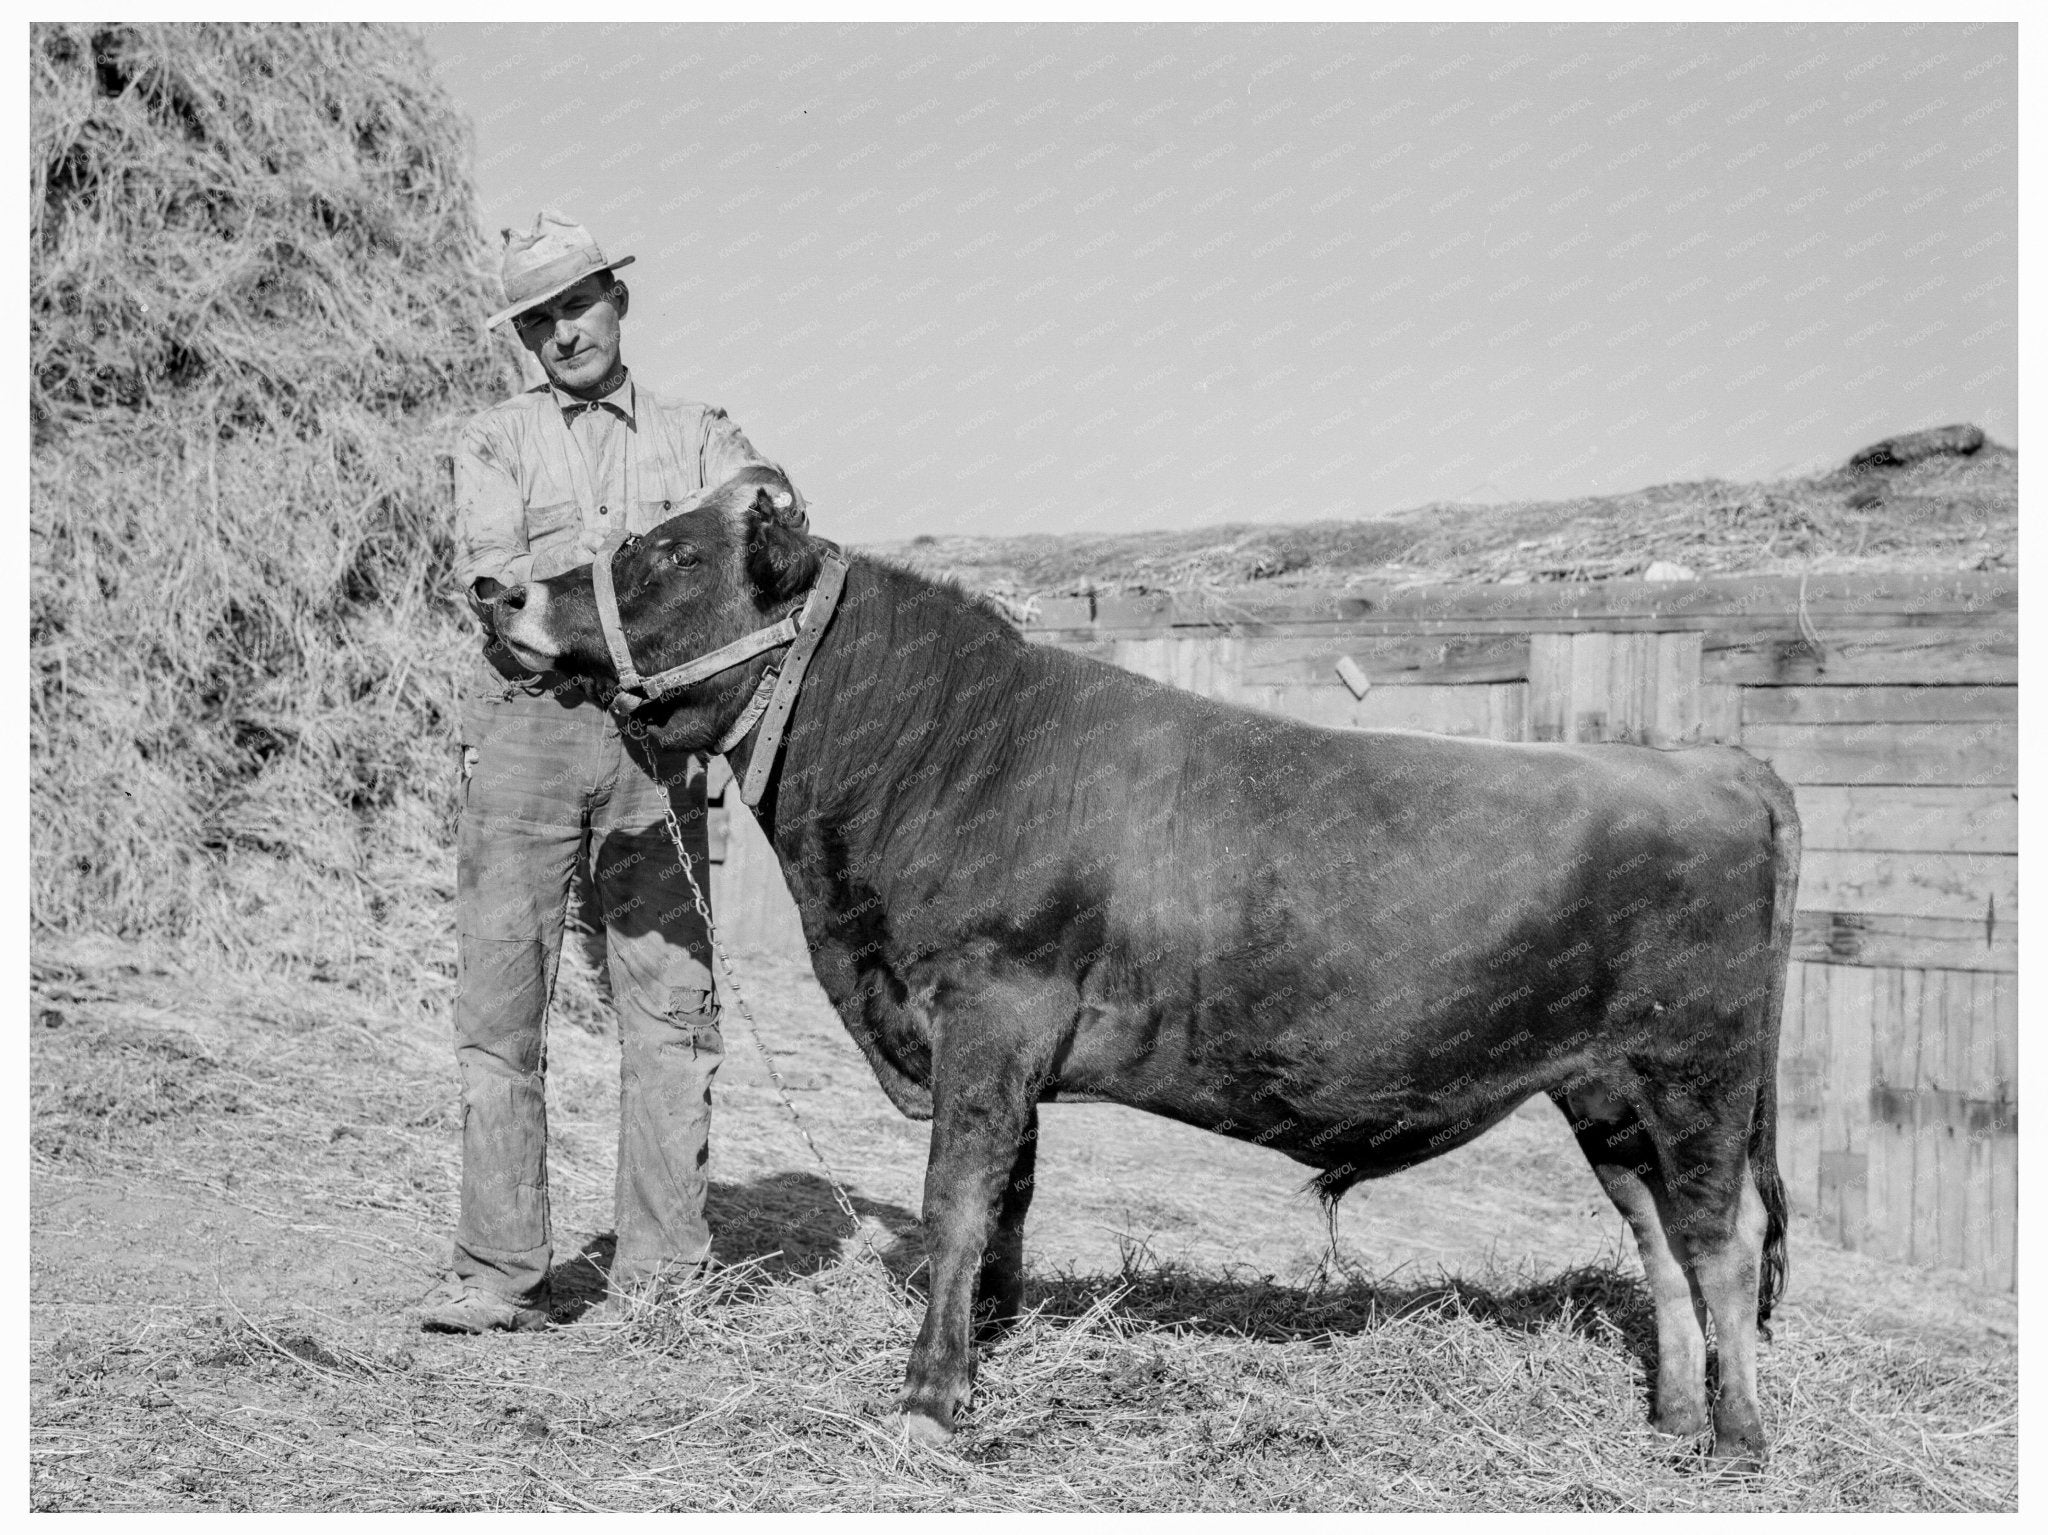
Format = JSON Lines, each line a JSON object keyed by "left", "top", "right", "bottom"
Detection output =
{"left": 705, "top": 571, "right": 2017, "bottom": 1290}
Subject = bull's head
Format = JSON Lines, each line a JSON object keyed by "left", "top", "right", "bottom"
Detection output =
{"left": 491, "top": 465, "right": 819, "bottom": 751}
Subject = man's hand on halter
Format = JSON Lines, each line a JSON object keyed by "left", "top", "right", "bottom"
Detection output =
{"left": 468, "top": 577, "right": 506, "bottom": 638}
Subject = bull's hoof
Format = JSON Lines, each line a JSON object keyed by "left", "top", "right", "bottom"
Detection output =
{"left": 886, "top": 1405, "right": 956, "bottom": 1447}
{"left": 1708, "top": 1440, "right": 1766, "bottom": 1478}
{"left": 1651, "top": 1402, "right": 1710, "bottom": 1439}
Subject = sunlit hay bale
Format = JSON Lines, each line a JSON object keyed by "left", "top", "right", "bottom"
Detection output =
{"left": 30, "top": 23, "right": 522, "bottom": 976}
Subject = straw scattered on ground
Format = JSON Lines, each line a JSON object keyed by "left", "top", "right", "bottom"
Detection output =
{"left": 30, "top": 936, "right": 2017, "bottom": 1513}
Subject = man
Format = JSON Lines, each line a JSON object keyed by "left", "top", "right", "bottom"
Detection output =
{"left": 421, "top": 210, "right": 803, "bottom": 1332}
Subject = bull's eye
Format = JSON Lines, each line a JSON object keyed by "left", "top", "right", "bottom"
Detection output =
{"left": 670, "top": 548, "right": 700, "bottom": 570}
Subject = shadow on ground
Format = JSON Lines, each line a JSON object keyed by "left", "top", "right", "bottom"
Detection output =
{"left": 546, "top": 1171, "right": 926, "bottom": 1318}
{"left": 1028, "top": 1252, "right": 1660, "bottom": 1368}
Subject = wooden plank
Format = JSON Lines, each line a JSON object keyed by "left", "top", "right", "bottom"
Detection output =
{"left": 1030, "top": 596, "right": 1093, "bottom": 628}
{"left": 1792, "top": 786, "right": 2017, "bottom": 854}
{"left": 1777, "top": 962, "right": 1825, "bottom": 1219}
{"left": 1527, "top": 633, "right": 1571, "bottom": 743}
{"left": 1650, "top": 632, "right": 1704, "bottom": 746}
{"left": 1132, "top": 572, "right": 2018, "bottom": 630}
{"left": 710, "top": 795, "right": 810, "bottom": 965}
{"left": 1110, "top": 636, "right": 1176, "bottom": 687}
{"left": 1703, "top": 628, "right": 2016, "bottom": 685}
{"left": 1485, "top": 682, "right": 1526, "bottom": 743}
{"left": 1862, "top": 967, "right": 1914, "bottom": 1264}
{"left": 1119, "top": 608, "right": 2012, "bottom": 641}
{"left": 1570, "top": 632, "right": 1611, "bottom": 743}
{"left": 1826, "top": 974, "right": 1875, "bottom": 1252}
{"left": 1792, "top": 911, "right": 2017, "bottom": 973}
{"left": 1988, "top": 973, "right": 2016, "bottom": 1290}
{"left": 1606, "top": 632, "right": 1646, "bottom": 744}
{"left": 1174, "top": 635, "right": 1247, "bottom": 701}
{"left": 1260, "top": 683, "right": 1506, "bottom": 737}
{"left": 1698, "top": 684, "right": 1741, "bottom": 745}
{"left": 1910, "top": 969, "right": 1943, "bottom": 1266}
{"left": 1235, "top": 633, "right": 1531, "bottom": 687}
{"left": 1741, "top": 722, "right": 2015, "bottom": 786}
{"left": 1092, "top": 592, "right": 1175, "bottom": 629}
{"left": 1741, "top": 685, "right": 2015, "bottom": 725}
{"left": 1934, "top": 969, "right": 1969, "bottom": 1271}
{"left": 1818, "top": 965, "right": 1874, "bottom": 1250}
{"left": 1962, "top": 972, "right": 1998, "bottom": 1287}
{"left": 1796, "top": 851, "right": 2015, "bottom": 925}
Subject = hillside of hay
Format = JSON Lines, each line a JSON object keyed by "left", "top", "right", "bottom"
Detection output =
{"left": 867, "top": 435, "right": 2015, "bottom": 600}
{"left": 29, "top": 22, "right": 517, "bottom": 964}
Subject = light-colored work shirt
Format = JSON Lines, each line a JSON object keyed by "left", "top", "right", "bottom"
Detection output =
{"left": 454, "top": 373, "right": 780, "bottom": 590}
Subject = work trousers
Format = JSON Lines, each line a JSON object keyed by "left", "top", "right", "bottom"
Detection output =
{"left": 453, "top": 668, "right": 719, "bottom": 1304}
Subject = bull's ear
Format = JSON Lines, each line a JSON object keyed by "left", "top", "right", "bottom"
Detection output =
{"left": 745, "top": 491, "right": 820, "bottom": 607}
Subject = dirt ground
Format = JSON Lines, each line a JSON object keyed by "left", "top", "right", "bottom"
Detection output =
{"left": 29, "top": 932, "right": 2017, "bottom": 1511}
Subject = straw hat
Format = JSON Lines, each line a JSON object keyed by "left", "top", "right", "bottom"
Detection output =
{"left": 484, "top": 209, "right": 635, "bottom": 331}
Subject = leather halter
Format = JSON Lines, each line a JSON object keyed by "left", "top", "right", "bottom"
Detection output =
{"left": 593, "top": 534, "right": 849, "bottom": 809}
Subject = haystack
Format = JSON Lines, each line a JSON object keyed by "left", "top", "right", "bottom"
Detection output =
{"left": 30, "top": 23, "right": 519, "bottom": 971}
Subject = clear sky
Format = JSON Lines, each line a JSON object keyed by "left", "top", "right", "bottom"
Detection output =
{"left": 422, "top": 21, "right": 2016, "bottom": 543}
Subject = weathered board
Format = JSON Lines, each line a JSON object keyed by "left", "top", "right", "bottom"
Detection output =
{"left": 1741, "top": 685, "right": 2015, "bottom": 725}
{"left": 707, "top": 791, "right": 809, "bottom": 963}
{"left": 1742, "top": 721, "right": 2016, "bottom": 786}
{"left": 1250, "top": 682, "right": 1526, "bottom": 739}
{"left": 1018, "top": 573, "right": 2015, "bottom": 634}
{"left": 1795, "top": 850, "right": 2015, "bottom": 926}
{"left": 1792, "top": 786, "right": 2017, "bottom": 854}
{"left": 1701, "top": 628, "right": 2016, "bottom": 685}
{"left": 1233, "top": 634, "right": 1531, "bottom": 687}
{"left": 1793, "top": 911, "right": 2016, "bottom": 973}
{"left": 1526, "top": 632, "right": 1705, "bottom": 745}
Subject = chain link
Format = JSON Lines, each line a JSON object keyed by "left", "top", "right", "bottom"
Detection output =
{"left": 659, "top": 796, "right": 881, "bottom": 1260}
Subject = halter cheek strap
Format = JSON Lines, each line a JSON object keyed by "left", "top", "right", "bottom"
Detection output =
{"left": 596, "top": 539, "right": 851, "bottom": 810}
{"left": 593, "top": 532, "right": 806, "bottom": 710}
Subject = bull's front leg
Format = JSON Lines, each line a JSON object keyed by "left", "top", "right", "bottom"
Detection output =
{"left": 976, "top": 1104, "right": 1037, "bottom": 1337}
{"left": 890, "top": 982, "right": 1064, "bottom": 1445}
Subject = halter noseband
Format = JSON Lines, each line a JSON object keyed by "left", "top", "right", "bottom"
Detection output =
{"left": 590, "top": 532, "right": 849, "bottom": 808}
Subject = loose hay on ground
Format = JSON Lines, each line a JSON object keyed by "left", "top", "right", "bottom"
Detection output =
{"left": 30, "top": 942, "right": 2016, "bottom": 1511}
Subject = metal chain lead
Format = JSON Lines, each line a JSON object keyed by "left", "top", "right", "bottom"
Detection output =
{"left": 659, "top": 798, "right": 876, "bottom": 1253}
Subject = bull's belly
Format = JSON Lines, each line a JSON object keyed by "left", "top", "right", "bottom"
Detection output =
{"left": 1042, "top": 1069, "right": 1540, "bottom": 1181}
{"left": 1047, "top": 1010, "right": 1570, "bottom": 1180}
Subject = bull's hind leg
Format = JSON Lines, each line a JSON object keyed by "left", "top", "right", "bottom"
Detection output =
{"left": 892, "top": 980, "right": 1065, "bottom": 1445}
{"left": 1639, "top": 1077, "right": 1773, "bottom": 1471}
{"left": 1667, "top": 1148, "right": 1771, "bottom": 1469}
{"left": 1555, "top": 1083, "right": 1710, "bottom": 1440}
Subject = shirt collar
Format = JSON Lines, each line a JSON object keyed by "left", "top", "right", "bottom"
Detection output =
{"left": 551, "top": 371, "right": 635, "bottom": 426}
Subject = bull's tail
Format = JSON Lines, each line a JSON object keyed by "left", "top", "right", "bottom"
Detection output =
{"left": 1747, "top": 761, "right": 1800, "bottom": 1337}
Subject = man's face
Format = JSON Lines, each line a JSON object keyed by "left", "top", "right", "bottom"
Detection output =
{"left": 513, "top": 273, "right": 625, "bottom": 394}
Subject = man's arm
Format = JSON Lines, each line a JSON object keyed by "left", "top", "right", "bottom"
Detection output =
{"left": 455, "top": 419, "right": 533, "bottom": 601}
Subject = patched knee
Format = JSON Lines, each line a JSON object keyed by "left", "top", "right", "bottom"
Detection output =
{"left": 661, "top": 986, "right": 720, "bottom": 1058}
{"left": 667, "top": 984, "right": 714, "bottom": 1019}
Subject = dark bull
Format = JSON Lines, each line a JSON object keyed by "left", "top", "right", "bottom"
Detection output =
{"left": 492, "top": 467, "right": 1799, "bottom": 1467}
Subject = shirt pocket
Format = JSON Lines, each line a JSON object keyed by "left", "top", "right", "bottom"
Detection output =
{"left": 622, "top": 496, "right": 679, "bottom": 538}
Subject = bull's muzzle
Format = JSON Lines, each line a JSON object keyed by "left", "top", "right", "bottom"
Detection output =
{"left": 491, "top": 583, "right": 560, "bottom": 672}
